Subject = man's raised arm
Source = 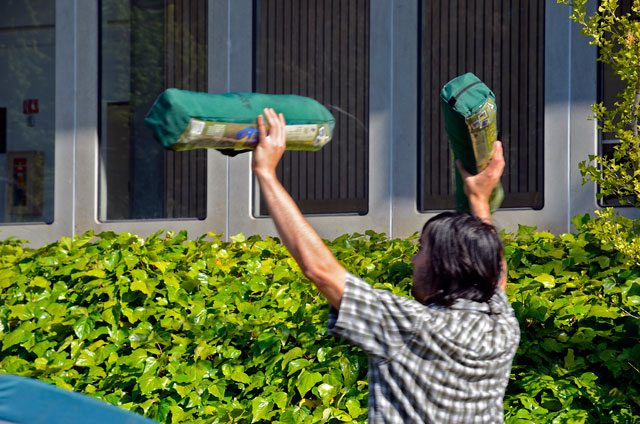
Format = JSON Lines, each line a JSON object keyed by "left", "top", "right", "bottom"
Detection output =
{"left": 252, "top": 108, "right": 346, "bottom": 309}
{"left": 455, "top": 141, "right": 505, "bottom": 226}
{"left": 456, "top": 141, "right": 507, "bottom": 290}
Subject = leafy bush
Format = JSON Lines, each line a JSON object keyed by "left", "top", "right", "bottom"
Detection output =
{"left": 503, "top": 216, "right": 640, "bottom": 423}
{"left": 0, "top": 223, "right": 639, "bottom": 423}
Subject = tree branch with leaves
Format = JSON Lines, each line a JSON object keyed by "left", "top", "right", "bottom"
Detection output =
{"left": 559, "top": 0, "right": 640, "bottom": 266}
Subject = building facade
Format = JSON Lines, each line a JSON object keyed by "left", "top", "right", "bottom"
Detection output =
{"left": 0, "top": 0, "right": 637, "bottom": 246}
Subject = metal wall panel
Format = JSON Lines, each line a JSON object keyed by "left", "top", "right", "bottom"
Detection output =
{"left": 163, "top": 0, "right": 207, "bottom": 219}
{"left": 254, "top": 0, "right": 369, "bottom": 215}
{"left": 420, "top": 0, "right": 545, "bottom": 210}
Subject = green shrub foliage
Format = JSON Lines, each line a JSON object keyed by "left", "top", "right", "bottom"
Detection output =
{"left": 0, "top": 223, "right": 639, "bottom": 423}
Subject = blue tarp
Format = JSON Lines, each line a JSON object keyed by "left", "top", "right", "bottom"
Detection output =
{"left": 0, "top": 374, "right": 158, "bottom": 424}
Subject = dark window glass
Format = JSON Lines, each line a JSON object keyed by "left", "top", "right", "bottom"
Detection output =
{"left": 99, "top": 0, "right": 207, "bottom": 220}
{"left": 0, "top": 0, "right": 55, "bottom": 223}
{"left": 419, "top": 1, "right": 545, "bottom": 211}
{"left": 254, "top": 0, "right": 370, "bottom": 215}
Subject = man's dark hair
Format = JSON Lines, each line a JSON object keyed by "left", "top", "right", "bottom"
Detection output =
{"left": 416, "top": 211, "right": 503, "bottom": 307}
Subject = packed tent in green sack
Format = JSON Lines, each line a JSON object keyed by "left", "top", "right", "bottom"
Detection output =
{"left": 144, "top": 89, "right": 335, "bottom": 153}
{"left": 0, "top": 373, "right": 158, "bottom": 424}
{"left": 440, "top": 72, "right": 504, "bottom": 212}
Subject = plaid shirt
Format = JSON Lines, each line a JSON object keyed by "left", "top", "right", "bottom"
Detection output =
{"left": 328, "top": 273, "right": 520, "bottom": 423}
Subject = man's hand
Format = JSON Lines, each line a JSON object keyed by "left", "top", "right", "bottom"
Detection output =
{"left": 252, "top": 108, "right": 286, "bottom": 179}
{"left": 455, "top": 141, "right": 505, "bottom": 224}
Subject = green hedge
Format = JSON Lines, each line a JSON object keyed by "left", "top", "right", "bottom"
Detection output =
{"left": 0, "top": 217, "right": 638, "bottom": 423}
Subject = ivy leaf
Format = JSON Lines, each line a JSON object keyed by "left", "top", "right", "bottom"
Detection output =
{"left": 138, "top": 375, "right": 163, "bottom": 395}
{"left": 272, "top": 266, "right": 290, "bottom": 282}
{"left": 317, "top": 383, "right": 336, "bottom": 403}
{"left": 230, "top": 366, "right": 251, "bottom": 384}
{"left": 287, "top": 358, "right": 311, "bottom": 375}
{"left": 151, "top": 261, "right": 168, "bottom": 273}
{"left": 251, "top": 397, "right": 272, "bottom": 422}
{"left": 316, "top": 347, "right": 328, "bottom": 363}
{"left": 271, "top": 391, "right": 288, "bottom": 409}
{"left": 2, "top": 322, "right": 35, "bottom": 351}
{"left": 596, "top": 256, "right": 611, "bottom": 269}
{"left": 34, "top": 357, "right": 48, "bottom": 370}
{"left": 60, "top": 236, "right": 73, "bottom": 251}
{"left": 346, "top": 399, "right": 362, "bottom": 417}
{"left": 103, "top": 251, "right": 122, "bottom": 271}
{"left": 207, "top": 380, "right": 226, "bottom": 399}
{"left": 9, "top": 305, "right": 33, "bottom": 321}
{"left": 73, "top": 316, "right": 93, "bottom": 340}
{"left": 587, "top": 305, "right": 619, "bottom": 319}
{"left": 131, "top": 280, "right": 153, "bottom": 296}
{"left": 340, "top": 356, "right": 359, "bottom": 387}
{"left": 257, "top": 332, "right": 277, "bottom": 352}
{"left": 73, "top": 232, "right": 94, "bottom": 248}
{"left": 564, "top": 349, "right": 576, "bottom": 369}
{"left": 625, "top": 296, "right": 640, "bottom": 306}
{"left": 31, "top": 276, "right": 50, "bottom": 288}
{"left": 535, "top": 273, "right": 555, "bottom": 288}
{"left": 295, "top": 371, "right": 322, "bottom": 398}
{"left": 330, "top": 407, "right": 352, "bottom": 421}
{"left": 281, "top": 347, "right": 304, "bottom": 370}
{"left": 129, "top": 331, "right": 150, "bottom": 345}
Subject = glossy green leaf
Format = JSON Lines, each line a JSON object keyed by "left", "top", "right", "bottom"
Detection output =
{"left": 340, "top": 356, "right": 359, "bottom": 387}
{"left": 251, "top": 397, "right": 272, "bottom": 422}
{"left": 73, "top": 316, "right": 93, "bottom": 340}
{"left": 271, "top": 391, "right": 288, "bottom": 409}
{"left": 287, "top": 358, "right": 311, "bottom": 375}
{"left": 346, "top": 399, "right": 362, "bottom": 417}
{"left": 296, "top": 371, "right": 322, "bottom": 398}
{"left": 281, "top": 347, "right": 304, "bottom": 370}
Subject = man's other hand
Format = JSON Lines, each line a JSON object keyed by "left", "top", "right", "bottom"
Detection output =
{"left": 455, "top": 141, "right": 505, "bottom": 223}
{"left": 455, "top": 141, "right": 505, "bottom": 203}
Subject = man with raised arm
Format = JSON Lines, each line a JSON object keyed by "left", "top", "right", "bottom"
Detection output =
{"left": 253, "top": 108, "right": 520, "bottom": 423}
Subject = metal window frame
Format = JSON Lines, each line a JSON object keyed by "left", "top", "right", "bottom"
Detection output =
{"left": 74, "top": 0, "right": 228, "bottom": 240}
{"left": 391, "top": 0, "right": 640, "bottom": 237}
{"left": 252, "top": 0, "right": 371, "bottom": 217}
{"left": 393, "top": 0, "right": 570, "bottom": 235}
{"left": 416, "top": 1, "right": 546, "bottom": 213}
{"left": 0, "top": 0, "right": 75, "bottom": 245}
{"left": 221, "top": 0, "right": 391, "bottom": 240}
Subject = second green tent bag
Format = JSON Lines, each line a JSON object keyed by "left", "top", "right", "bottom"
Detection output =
{"left": 440, "top": 73, "right": 504, "bottom": 212}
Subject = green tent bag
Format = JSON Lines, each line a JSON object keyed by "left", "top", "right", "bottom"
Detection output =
{"left": 144, "top": 89, "right": 335, "bottom": 152}
{"left": 440, "top": 73, "right": 504, "bottom": 212}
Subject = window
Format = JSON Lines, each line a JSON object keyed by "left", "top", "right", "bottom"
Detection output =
{"left": 0, "top": 0, "right": 55, "bottom": 223}
{"left": 99, "top": 0, "right": 207, "bottom": 220}
{"left": 254, "top": 0, "right": 370, "bottom": 215}
{"left": 419, "top": 0, "right": 545, "bottom": 211}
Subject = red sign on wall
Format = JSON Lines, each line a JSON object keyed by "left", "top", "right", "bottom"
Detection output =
{"left": 22, "top": 99, "right": 39, "bottom": 115}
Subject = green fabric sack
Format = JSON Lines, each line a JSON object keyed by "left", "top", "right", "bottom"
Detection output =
{"left": 440, "top": 73, "right": 504, "bottom": 212}
{"left": 144, "top": 89, "right": 335, "bottom": 152}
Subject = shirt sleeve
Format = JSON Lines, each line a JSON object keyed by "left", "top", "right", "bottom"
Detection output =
{"left": 328, "top": 272, "right": 428, "bottom": 359}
